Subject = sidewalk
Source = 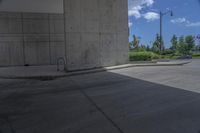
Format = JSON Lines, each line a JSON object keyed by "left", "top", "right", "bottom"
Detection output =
{"left": 0, "top": 60, "right": 191, "bottom": 79}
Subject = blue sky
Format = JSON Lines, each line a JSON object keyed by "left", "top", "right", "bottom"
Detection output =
{"left": 128, "top": 0, "right": 200, "bottom": 48}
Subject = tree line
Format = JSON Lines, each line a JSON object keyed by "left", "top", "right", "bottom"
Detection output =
{"left": 129, "top": 34, "right": 200, "bottom": 55}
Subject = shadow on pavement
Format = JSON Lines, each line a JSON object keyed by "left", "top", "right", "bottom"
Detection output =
{"left": 0, "top": 71, "right": 200, "bottom": 133}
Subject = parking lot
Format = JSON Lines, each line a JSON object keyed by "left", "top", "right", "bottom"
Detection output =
{"left": 0, "top": 59, "right": 200, "bottom": 133}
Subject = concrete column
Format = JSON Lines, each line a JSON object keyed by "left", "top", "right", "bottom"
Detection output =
{"left": 64, "top": 0, "right": 129, "bottom": 71}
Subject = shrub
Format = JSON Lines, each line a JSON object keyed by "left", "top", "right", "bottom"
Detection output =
{"left": 192, "top": 53, "right": 200, "bottom": 58}
{"left": 129, "top": 51, "right": 160, "bottom": 61}
{"left": 161, "top": 49, "right": 174, "bottom": 55}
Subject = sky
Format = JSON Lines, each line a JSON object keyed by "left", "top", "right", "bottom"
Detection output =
{"left": 128, "top": 0, "right": 200, "bottom": 48}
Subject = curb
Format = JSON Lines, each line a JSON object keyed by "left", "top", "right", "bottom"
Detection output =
{"left": 0, "top": 61, "right": 191, "bottom": 80}
{"left": 105, "top": 61, "right": 191, "bottom": 70}
{"left": 0, "top": 74, "right": 67, "bottom": 80}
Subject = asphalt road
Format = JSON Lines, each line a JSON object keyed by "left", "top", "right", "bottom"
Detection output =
{"left": 0, "top": 59, "right": 200, "bottom": 133}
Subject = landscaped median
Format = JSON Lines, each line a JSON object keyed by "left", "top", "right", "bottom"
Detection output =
{"left": 192, "top": 53, "right": 200, "bottom": 59}
{"left": 129, "top": 51, "right": 160, "bottom": 61}
{"left": 129, "top": 50, "right": 200, "bottom": 61}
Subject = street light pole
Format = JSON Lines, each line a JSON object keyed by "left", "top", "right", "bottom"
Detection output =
{"left": 160, "top": 11, "right": 163, "bottom": 52}
{"left": 159, "top": 10, "right": 173, "bottom": 53}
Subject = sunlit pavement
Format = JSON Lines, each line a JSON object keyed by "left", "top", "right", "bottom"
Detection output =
{"left": 0, "top": 59, "right": 200, "bottom": 133}
{"left": 110, "top": 59, "right": 200, "bottom": 93}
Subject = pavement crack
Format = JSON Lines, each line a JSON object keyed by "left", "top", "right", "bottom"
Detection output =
{"left": 69, "top": 78, "right": 124, "bottom": 133}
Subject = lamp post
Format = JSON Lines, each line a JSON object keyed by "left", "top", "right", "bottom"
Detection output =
{"left": 159, "top": 10, "right": 173, "bottom": 53}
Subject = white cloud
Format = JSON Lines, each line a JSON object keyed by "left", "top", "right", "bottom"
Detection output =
{"left": 128, "top": 0, "right": 155, "bottom": 19}
{"left": 142, "top": 0, "right": 154, "bottom": 6}
{"left": 171, "top": 17, "right": 200, "bottom": 27}
{"left": 143, "top": 12, "right": 159, "bottom": 21}
{"left": 170, "top": 18, "right": 189, "bottom": 24}
{"left": 128, "top": 6, "right": 142, "bottom": 18}
{"left": 129, "top": 22, "right": 133, "bottom": 27}
{"left": 186, "top": 22, "right": 200, "bottom": 27}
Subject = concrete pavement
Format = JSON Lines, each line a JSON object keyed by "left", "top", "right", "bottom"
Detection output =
{"left": 0, "top": 59, "right": 200, "bottom": 133}
{"left": 110, "top": 59, "right": 200, "bottom": 93}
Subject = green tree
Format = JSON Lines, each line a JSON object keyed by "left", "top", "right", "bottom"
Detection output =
{"left": 177, "top": 35, "right": 195, "bottom": 55}
{"left": 146, "top": 45, "right": 150, "bottom": 51}
{"left": 170, "top": 35, "right": 178, "bottom": 51}
{"left": 152, "top": 33, "right": 161, "bottom": 53}
{"left": 185, "top": 35, "right": 195, "bottom": 52}
{"left": 195, "top": 45, "right": 200, "bottom": 51}
{"left": 177, "top": 36, "right": 188, "bottom": 55}
{"left": 129, "top": 42, "right": 133, "bottom": 49}
{"left": 138, "top": 45, "right": 147, "bottom": 51}
{"left": 133, "top": 35, "right": 140, "bottom": 48}
{"left": 129, "top": 35, "right": 140, "bottom": 49}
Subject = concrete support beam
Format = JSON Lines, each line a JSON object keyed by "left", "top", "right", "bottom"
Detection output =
{"left": 64, "top": 0, "right": 129, "bottom": 71}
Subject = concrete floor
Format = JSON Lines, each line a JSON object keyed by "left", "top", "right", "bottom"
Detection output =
{"left": 0, "top": 59, "right": 200, "bottom": 133}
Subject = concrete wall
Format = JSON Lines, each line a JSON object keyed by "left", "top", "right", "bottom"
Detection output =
{"left": 0, "top": 12, "right": 65, "bottom": 66}
{"left": 0, "top": 0, "right": 129, "bottom": 69}
{"left": 0, "top": 0, "right": 63, "bottom": 13}
{"left": 64, "top": 0, "right": 129, "bottom": 71}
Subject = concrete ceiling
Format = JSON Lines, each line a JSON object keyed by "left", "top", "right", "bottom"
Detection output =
{"left": 0, "top": 0, "right": 63, "bottom": 13}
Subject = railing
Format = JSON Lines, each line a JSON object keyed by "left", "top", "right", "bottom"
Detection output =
{"left": 57, "top": 57, "right": 67, "bottom": 71}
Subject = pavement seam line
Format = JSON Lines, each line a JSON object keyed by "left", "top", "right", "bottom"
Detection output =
{"left": 69, "top": 78, "right": 124, "bottom": 133}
